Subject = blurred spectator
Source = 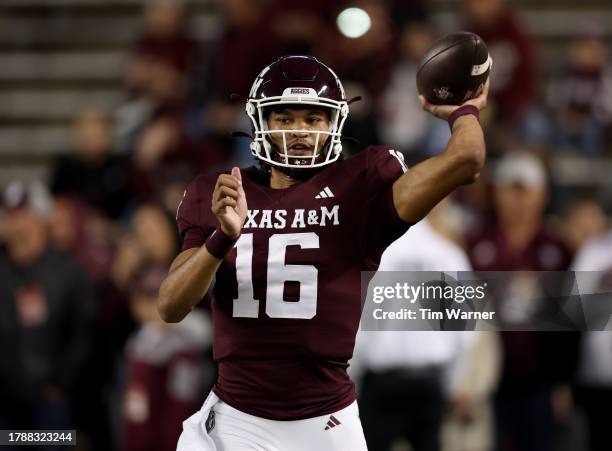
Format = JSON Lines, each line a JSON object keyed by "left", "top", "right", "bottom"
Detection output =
{"left": 547, "top": 35, "right": 612, "bottom": 156}
{"left": 463, "top": 0, "right": 536, "bottom": 128}
{"left": 49, "top": 197, "right": 124, "bottom": 451}
{"left": 117, "top": 55, "right": 189, "bottom": 156}
{"left": 388, "top": 0, "right": 430, "bottom": 28}
{"left": 50, "top": 197, "right": 116, "bottom": 285}
{"left": 124, "top": 99, "right": 252, "bottom": 207}
{"left": 377, "top": 21, "right": 451, "bottom": 157}
{"left": 146, "top": 56, "right": 190, "bottom": 114}
{"left": 560, "top": 197, "right": 608, "bottom": 254}
{"left": 115, "top": 0, "right": 202, "bottom": 163}
{"left": 116, "top": 52, "right": 157, "bottom": 154}
{"left": 128, "top": 113, "right": 193, "bottom": 203}
{"left": 213, "top": 0, "right": 332, "bottom": 99}
{"left": 121, "top": 266, "right": 211, "bottom": 451}
{"left": 571, "top": 232, "right": 612, "bottom": 451}
{"left": 125, "top": 51, "right": 219, "bottom": 201}
{"left": 266, "top": 0, "right": 332, "bottom": 55}
{"left": 201, "top": 99, "right": 255, "bottom": 168}
{"left": 112, "top": 204, "right": 179, "bottom": 293}
{"left": 354, "top": 201, "right": 500, "bottom": 451}
{"left": 212, "top": 0, "right": 281, "bottom": 100}
{"left": 133, "top": 0, "right": 199, "bottom": 84}
{"left": 0, "top": 181, "right": 95, "bottom": 434}
{"left": 132, "top": 115, "right": 183, "bottom": 171}
{"left": 467, "top": 152, "right": 570, "bottom": 271}
{"left": 465, "top": 152, "right": 581, "bottom": 451}
{"left": 50, "top": 110, "right": 130, "bottom": 219}
{"left": 441, "top": 331, "right": 500, "bottom": 451}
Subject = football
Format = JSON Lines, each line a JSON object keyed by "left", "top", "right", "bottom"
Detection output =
{"left": 416, "top": 31, "right": 492, "bottom": 106}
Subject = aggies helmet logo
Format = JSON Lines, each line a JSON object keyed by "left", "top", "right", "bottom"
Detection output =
{"left": 433, "top": 86, "right": 452, "bottom": 101}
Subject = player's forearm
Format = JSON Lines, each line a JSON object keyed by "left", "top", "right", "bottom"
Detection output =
{"left": 158, "top": 246, "right": 222, "bottom": 323}
{"left": 392, "top": 115, "right": 485, "bottom": 223}
{"left": 445, "top": 115, "right": 486, "bottom": 182}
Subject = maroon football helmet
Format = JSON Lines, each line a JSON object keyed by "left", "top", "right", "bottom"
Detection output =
{"left": 246, "top": 55, "right": 349, "bottom": 170}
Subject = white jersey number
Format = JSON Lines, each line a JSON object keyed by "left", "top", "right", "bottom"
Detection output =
{"left": 233, "top": 232, "right": 319, "bottom": 319}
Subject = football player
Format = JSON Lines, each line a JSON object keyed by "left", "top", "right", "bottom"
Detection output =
{"left": 158, "top": 55, "right": 488, "bottom": 450}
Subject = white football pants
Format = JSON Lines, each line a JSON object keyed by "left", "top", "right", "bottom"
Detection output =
{"left": 177, "top": 391, "right": 368, "bottom": 451}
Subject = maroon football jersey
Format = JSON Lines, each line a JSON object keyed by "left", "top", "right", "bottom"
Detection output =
{"left": 176, "top": 146, "right": 410, "bottom": 420}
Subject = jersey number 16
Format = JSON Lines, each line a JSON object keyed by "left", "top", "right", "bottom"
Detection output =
{"left": 233, "top": 232, "right": 319, "bottom": 319}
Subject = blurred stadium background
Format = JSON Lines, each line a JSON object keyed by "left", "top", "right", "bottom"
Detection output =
{"left": 1, "top": 0, "right": 611, "bottom": 450}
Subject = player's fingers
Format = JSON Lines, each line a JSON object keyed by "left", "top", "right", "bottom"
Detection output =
{"left": 418, "top": 95, "right": 426, "bottom": 109}
{"left": 212, "top": 202, "right": 231, "bottom": 216}
{"left": 216, "top": 174, "right": 240, "bottom": 190}
{"left": 480, "top": 96, "right": 487, "bottom": 110}
{"left": 215, "top": 186, "right": 239, "bottom": 202}
{"left": 483, "top": 77, "right": 490, "bottom": 96}
{"left": 212, "top": 197, "right": 237, "bottom": 215}
{"left": 464, "top": 86, "right": 488, "bottom": 111}
{"left": 231, "top": 170, "right": 247, "bottom": 202}
{"left": 231, "top": 167, "right": 242, "bottom": 183}
{"left": 426, "top": 102, "right": 447, "bottom": 118}
{"left": 231, "top": 167, "right": 248, "bottom": 202}
{"left": 419, "top": 96, "right": 438, "bottom": 116}
{"left": 217, "top": 197, "right": 237, "bottom": 210}
{"left": 480, "top": 79, "right": 490, "bottom": 109}
{"left": 236, "top": 178, "right": 246, "bottom": 201}
{"left": 472, "top": 78, "right": 490, "bottom": 109}
{"left": 428, "top": 104, "right": 443, "bottom": 118}
{"left": 214, "top": 174, "right": 225, "bottom": 189}
{"left": 473, "top": 93, "right": 487, "bottom": 111}
{"left": 420, "top": 95, "right": 460, "bottom": 119}
{"left": 223, "top": 176, "right": 241, "bottom": 190}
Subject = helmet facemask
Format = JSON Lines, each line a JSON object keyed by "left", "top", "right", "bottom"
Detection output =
{"left": 247, "top": 94, "right": 349, "bottom": 171}
{"left": 245, "top": 56, "right": 350, "bottom": 173}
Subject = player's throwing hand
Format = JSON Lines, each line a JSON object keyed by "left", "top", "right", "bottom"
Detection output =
{"left": 211, "top": 167, "right": 248, "bottom": 238}
{"left": 419, "top": 78, "right": 489, "bottom": 120}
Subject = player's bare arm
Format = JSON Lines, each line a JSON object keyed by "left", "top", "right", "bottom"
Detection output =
{"left": 158, "top": 168, "right": 247, "bottom": 323}
{"left": 392, "top": 79, "right": 489, "bottom": 224}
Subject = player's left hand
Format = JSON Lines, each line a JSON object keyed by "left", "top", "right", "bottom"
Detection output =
{"left": 212, "top": 167, "right": 248, "bottom": 238}
{"left": 419, "top": 78, "right": 489, "bottom": 120}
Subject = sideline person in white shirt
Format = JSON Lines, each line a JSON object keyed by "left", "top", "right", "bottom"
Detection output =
{"left": 571, "top": 231, "right": 612, "bottom": 451}
{"left": 352, "top": 203, "right": 500, "bottom": 451}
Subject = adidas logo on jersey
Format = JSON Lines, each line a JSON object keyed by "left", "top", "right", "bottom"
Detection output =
{"left": 324, "top": 415, "right": 342, "bottom": 431}
{"left": 315, "top": 187, "right": 334, "bottom": 199}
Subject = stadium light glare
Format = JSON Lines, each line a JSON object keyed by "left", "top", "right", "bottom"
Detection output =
{"left": 337, "top": 7, "right": 371, "bottom": 39}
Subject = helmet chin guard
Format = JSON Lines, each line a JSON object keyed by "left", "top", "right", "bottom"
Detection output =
{"left": 246, "top": 56, "right": 350, "bottom": 170}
